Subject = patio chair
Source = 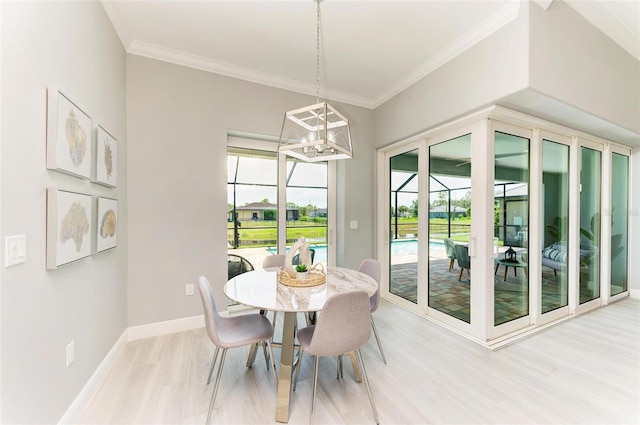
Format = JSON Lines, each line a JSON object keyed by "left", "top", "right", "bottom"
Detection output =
{"left": 443, "top": 239, "right": 457, "bottom": 271}
{"left": 455, "top": 244, "right": 470, "bottom": 281}
{"left": 227, "top": 253, "right": 254, "bottom": 280}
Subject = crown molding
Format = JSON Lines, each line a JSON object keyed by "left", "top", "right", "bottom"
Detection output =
{"left": 371, "top": 0, "right": 521, "bottom": 108}
{"left": 100, "top": 0, "right": 132, "bottom": 50}
{"left": 128, "top": 41, "right": 375, "bottom": 109}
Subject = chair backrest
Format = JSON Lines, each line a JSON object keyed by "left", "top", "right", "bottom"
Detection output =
{"left": 443, "top": 239, "right": 457, "bottom": 259}
{"left": 455, "top": 245, "right": 470, "bottom": 269}
{"left": 228, "top": 254, "right": 254, "bottom": 280}
{"left": 198, "top": 276, "right": 224, "bottom": 347}
{"left": 262, "top": 254, "right": 286, "bottom": 269}
{"left": 358, "top": 259, "right": 381, "bottom": 312}
{"left": 305, "top": 290, "right": 371, "bottom": 357}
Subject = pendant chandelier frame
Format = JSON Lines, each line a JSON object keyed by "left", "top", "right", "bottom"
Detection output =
{"left": 277, "top": 0, "right": 353, "bottom": 162}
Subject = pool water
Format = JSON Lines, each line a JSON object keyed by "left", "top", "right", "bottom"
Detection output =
{"left": 270, "top": 239, "right": 442, "bottom": 263}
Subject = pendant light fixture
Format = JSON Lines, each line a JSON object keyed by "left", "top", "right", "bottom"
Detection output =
{"left": 277, "top": 0, "right": 353, "bottom": 162}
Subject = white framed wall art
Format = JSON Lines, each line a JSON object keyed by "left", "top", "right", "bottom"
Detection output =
{"left": 96, "top": 197, "right": 118, "bottom": 253}
{"left": 94, "top": 125, "right": 118, "bottom": 187}
{"left": 47, "top": 188, "right": 92, "bottom": 269}
{"left": 46, "top": 88, "right": 92, "bottom": 179}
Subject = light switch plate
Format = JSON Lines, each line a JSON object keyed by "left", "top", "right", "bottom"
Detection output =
{"left": 5, "top": 235, "right": 26, "bottom": 267}
{"left": 350, "top": 220, "right": 358, "bottom": 230}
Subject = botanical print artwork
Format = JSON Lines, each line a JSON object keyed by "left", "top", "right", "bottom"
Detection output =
{"left": 65, "top": 109, "right": 87, "bottom": 167}
{"left": 47, "top": 189, "right": 93, "bottom": 269}
{"left": 47, "top": 89, "right": 92, "bottom": 179}
{"left": 104, "top": 142, "right": 113, "bottom": 178}
{"left": 100, "top": 209, "right": 117, "bottom": 238}
{"left": 95, "top": 126, "right": 118, "bottom": 187}
{"left": 60, "top": 201, "right": 90, "bottom": 251}
{"left": 96, "top": 197, "right": 118, "bottom": 252}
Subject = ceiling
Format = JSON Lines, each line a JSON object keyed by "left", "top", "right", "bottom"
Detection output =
{"left": 102, "top": 0, "right": 639, "bottom": 110}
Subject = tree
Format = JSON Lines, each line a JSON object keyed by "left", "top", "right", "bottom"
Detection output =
{"left": 261, "top": 198, "right": 270, "bottom": 203}
{"left": 410, "top": 199, "right": 419, "bottom": 217}
{"left": 398, "top": 205, "right": 409, "bottom": 216}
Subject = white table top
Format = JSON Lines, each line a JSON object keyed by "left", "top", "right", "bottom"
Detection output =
{"left": 224, "top": 266, "right": 378, "bottom": 312}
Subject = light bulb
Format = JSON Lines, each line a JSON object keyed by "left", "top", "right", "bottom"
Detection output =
{"left": 300, "top": 136, "right": 308, "bottom": 144}
{"left": 327, "top": 131, "right": 336, "bottom": 143}
{"left": 307, "top": 131, "right": 317, "bottom": 142}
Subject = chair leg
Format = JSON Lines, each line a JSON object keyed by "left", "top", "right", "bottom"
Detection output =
{"left": 293, "top": 349, "right": 304, "bottom": 391}
{"left": 310, "top": 355, "right": 319, "bottom": 425}
{"left": 458, "top": 268, "right": 464, "bottom": 281}
{"left": 206, "top": 347, "right": 220, "bottom": 385}
{"left": 206, "top": 348, "right": 227, "bottom": 425}
{"left": 356, "top": 349, "right": 380, "bottom": 425}
{"left": 262, "top": 341, "right": 270, "bottom": 370}
{"left": 449, "top": 258, "right": 454, "bottom": 271}
{"left": 370, "top": 317, "right": 387, "bottom": 364}
{"left": 336, "top": 354, "right": 344, "bottom": 379}
{"left": 266, "top": 340, "right": 278, "bottom": 387}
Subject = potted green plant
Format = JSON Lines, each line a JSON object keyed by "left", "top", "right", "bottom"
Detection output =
{"left": 295, "top": 263, "right": 309, "bottom": 280}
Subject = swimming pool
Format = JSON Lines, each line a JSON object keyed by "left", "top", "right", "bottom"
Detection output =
{"left": 269, "top": 239, "right": 441, "bottom": 263}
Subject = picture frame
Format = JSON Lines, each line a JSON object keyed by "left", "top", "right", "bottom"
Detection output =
{"left": 46, "top": 88, "right": 92, "bottom": 179}
{"left": 94, "top": 126, "right": 118, "bottom": 187}
{"left": 96, "top": 197, "right": 118, "bottom": 253}
{"left": 47, "top": 188, "right": 93, "bottom": 269}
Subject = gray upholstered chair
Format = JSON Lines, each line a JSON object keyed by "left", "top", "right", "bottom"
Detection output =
{"left": 198, "top": 276, "right": 277, "bottom": 424}
{"left": 293, "top": 290, "right": 379, "bottom": 424}
{"left": 455, "top": 244, "right": 470, "bottom": 281}
{"left": 358, "top": 259, "right": 386, "bottom": 364}
{"left": 261, "top": 254, "right": 286, "bottom": 329}
{"left": 443, "top": 238, "right": 457, "bottom": 271}
{"left": 262, "top": 253, "right": 286, "bottom": 269}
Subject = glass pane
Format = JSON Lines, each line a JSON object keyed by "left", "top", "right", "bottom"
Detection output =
{"left": 227, "top": 148, "right": 278, "bottom": 269}
{"left": 494, "top": 132, "right": 529, "bottom": 326}
{"left": 287, "top": 160, "right": 327, "bottom": 188}
{"left": 286, "top": 159, "right": 328, "bottom": 267}
{"left": 541, "top": 140, "right": 569, "bottom": 313}
{"left": 579, "top": 147, "right": 601, "bottom": 304}
{"left": 610, "top": 153, "right": 628, "bottom": 296}
{"left": 389, "top": 150, "right": 419, "bottom": 304}
{"left": 429, "top": 134, "right": 471, "bottom": 323}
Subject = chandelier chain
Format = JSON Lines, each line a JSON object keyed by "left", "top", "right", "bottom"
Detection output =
{"left": 315, "top": 0, "right": 321, "bottom": 105}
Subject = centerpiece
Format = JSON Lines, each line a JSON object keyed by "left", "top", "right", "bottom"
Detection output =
{"left": 278, "top": 236, "right": 326, "bottom": 287}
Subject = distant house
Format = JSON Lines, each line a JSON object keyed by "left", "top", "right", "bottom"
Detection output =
{"left": 309, "top": 208, "right": 327, "bottom": 218}
{"left": 228, "top": 202, "right": 299, "bottom": 222}
{"left": 429, "top": 205, "right": 467, "bottom": 219}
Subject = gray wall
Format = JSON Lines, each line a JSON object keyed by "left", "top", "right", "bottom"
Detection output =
{"left": 373, "top": 3, "right": 530, "bottom": 147}
{"left": 528, "top": 1, "right": 640, "bottom": 136}
{"left": 126, "top": 55, "right": 375, "bottom": 325}
{"left": 0, "top": 1, "right": 127, "bottom": 423}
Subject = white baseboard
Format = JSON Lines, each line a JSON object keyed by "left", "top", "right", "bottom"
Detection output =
{"left": 58, "top": 330, "right": 129, "bottom": 424}
{"left": 127, "top": 314, "right": 205, "bottom": 341}
{"left": 630, "top": 289, "right": 640, "bottom": 299}
{"left": 59, "top": 315, "right": 206, "bottom": 424}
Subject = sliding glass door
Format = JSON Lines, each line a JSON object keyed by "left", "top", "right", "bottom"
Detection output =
{"left": 541, "top": 139, "right": 570, "bottom": 314}
{"left": 610, "top": 152, "right": 629, "bottom": 297}
{"left": 493, "top": 131, "right": 530, "bottom": 326}
{"left": 579, "top": 147, "right": 601, "bottom": 305}
{"left": 389, "top": 149, "right": 419, "bottom": 304}
{"left": 428, "top": 134, "right": 472, "bottom": 323}
{"left": 378, "top": 109, "right": 631, "bottom": 346}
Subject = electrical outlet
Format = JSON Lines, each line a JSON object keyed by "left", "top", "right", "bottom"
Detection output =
{"left": 66, "top": 341, "right": 75, "bottom": 368}
{"left": 185, "top": 283, "right": 194, "bottom": 296}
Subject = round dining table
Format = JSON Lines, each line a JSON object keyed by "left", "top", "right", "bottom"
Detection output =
{"left": 224, "top": 266, "right": 378, "bottom": 423}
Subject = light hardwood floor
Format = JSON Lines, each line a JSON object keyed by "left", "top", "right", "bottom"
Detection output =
{"left": 78, "top": 298, "right": 640, "bottom": 424}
